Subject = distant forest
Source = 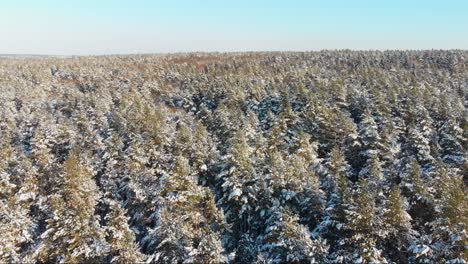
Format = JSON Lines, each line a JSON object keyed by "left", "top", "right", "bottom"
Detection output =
{"left": 0, "top": 51, "right": 466, "bottom": 263}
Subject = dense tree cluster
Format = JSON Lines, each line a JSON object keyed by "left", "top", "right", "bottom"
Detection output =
{"left": 0, "top": 50, "right": 466, "bottom": 263}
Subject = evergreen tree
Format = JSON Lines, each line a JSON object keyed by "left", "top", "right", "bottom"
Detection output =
{"left": 286, "top": 154, "right": 325, "bottom": 229}
{"left": 437, "top": 112, "right": 465, "bottom": 166}
{"left": 358, "top": 109, "right": 382, "bottom": 160}
{"left": 348, "top": 177, "right": 386, "bottom": 263}
{"left": 218, "top": 129, "right": 256, "bottom": 234}
{"left": 258, "top": 206, "right": 328, "bottom": 263}
{"left": 381, "top": 186, "right": 413, "bottom": 262}
{"left": 295, "top": 132, "right": 323, "bottom": 174}
{"left": 401, "top": 159, "right": 435, "bottom": 230}
{"left": 35, "top": 147, "right": 109, "bottom": 263}
{"left": 173, "top": 122, "right": 193, "bottom": 158}
{"left": 191, "top": 122, "right": 217, "bottom": 176}
{"left": 323, "top": 146, "right": 352, "bottom": 198}
{"left": 432, "top": 172, "right": 467, "bottom": 262}
{"left": 145, "top": 156, "right": 225, "bottom": 263}
{"left": 406, "top": 123, "right": 434, "bottom": 167}
{"left": 317, "top": 147, "right": 353, "bottom": 261}
{"left": 106, "top": 200, "right": 146, "bottom": 263}
{"left": 233, "top": 233, "right": 258, "bottom": 263}
{"left": 0, "top": 149, "right": 36, "bottom": 263}
{"left": 404, "top": 102, "right": 436, "bottom": 167}
{"left": 359, "top": 152, "right": 384, "bottom": 198}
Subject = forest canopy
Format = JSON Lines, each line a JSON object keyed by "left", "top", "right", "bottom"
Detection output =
{"left": 0, "top": 51, "right": 466, "bottom": 263}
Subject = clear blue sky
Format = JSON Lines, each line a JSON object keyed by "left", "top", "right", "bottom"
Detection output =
{"left": 1, "top": 0, "right": 467, "bottom": 55}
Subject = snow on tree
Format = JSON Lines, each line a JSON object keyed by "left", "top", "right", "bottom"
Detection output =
{"left": 286, "top": 153, "right": 325, "bottom": 229}
{"left": 0, "top": 51, "right": 466, "bottom": 263}
{"left": 35, "top": 147, "right": 109, "bottom": 263}
{"left": 402, "top": 102, "right": 437, "bottom": 168}
{"left": 359, "top": 152, "right": 384, "bottom": 199}
{"left": 358, "top": 109, "right": 383, "bottom": 169}
{"left": 144, "top": 155, "right": 225, "bottom": 263}
{"left": 323, "top": 146, "right": 352, "bottom": 198}
{"left": 400, "top": 159, "right": 436, "bottom": 229}
{"left": 191, "top": 122, "right": 217, "bottom": 176}
{"left": 257, "top": 204, "right": 328, "bottom": 263}
{"left": 431, "top": 170, "right": 467, "bottom": 262}
{"left": 347, "top": 177, "right": 386, "bottom": 263}
{"left": 406, "top": 123, "right": 434, "bottom": 167}
{"left": 437, "top": 111, "right": 465, "bottom": 166}
{"left": 218, "top": 129, "right": 257, "bottom": 234}
{"left": 106, "top": 200, "right": 147, "bottom": 263}
{"left": 316, "top": 146, "right": 353, "bottom": 261}
{"left": 381, "top": 185, "right": 414, "bottom": 262}
{"left": 295, "top": 132, "right": 323, "bottom": 174}
{"left": 0, "top": 143, "right": 36, "bottom": 263}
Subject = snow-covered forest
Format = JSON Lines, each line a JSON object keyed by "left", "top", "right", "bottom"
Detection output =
{"left": 0, "top": 51, "right": 466, "bottom": 263}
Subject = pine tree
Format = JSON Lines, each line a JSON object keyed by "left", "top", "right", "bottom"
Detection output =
{"left": 266, "top": 114, "right": 289, "bottom": 152}
{"left": 100, "top": 130, "right": 125, "bottom": 195}
{"left": 0, "top": 164, "right": 35, "bottom": 263}
{"left": 1, "top": 49, "right": 468, "bottom": 264}
{"left": 35, "top": 147, "right": 109, "bottom": 263}
{"left": 0, "top": 142, "right": 37, "bottom": 263}
{"left": 383, "top": 186, "right": 412, "bottom": 234}
{"left": 358, "top": 109, "right": 382, "bottom": 160}
{"left": 437, "top": 112, "right": 465, "bottom": 166}
{"left": 145, "top": 156, "right": 225, "bottom": 263}
{"left": 401, "top": 159, "right": 435, "bottom": 231}
{"left": 342, "top": 116, "right": 362, "bottom": 172}
{"left": 233, "top": 232, "right": 258, "bottom": 263}
{"left": 173, "top": 122, "right": 193, "bottom": 158}
{"left": 432, "top": 172, "right": 467, "bottom": 262}
{"left": 317, "top": 146, "right": 353, "bottom": 261}
{"left": 348, "top": 177, "right": 386, "bottom": 263}
{"left": 381, "top": 186, "right": 413, "bottom": 262}
{"left": 106, "top": 200, "right": 146, "bottom": 263}
{"left": 379, "top": 125, "right": 401, "bottom": 186}
{"left": 191, "top": 122, "right": 217, "bottom": 176}
{"left": 359, "top": 152, "right": 384, "bottom": 198}
{"left": 295, "top": 132, "right": 322, "bottom": 173}
{"left": 258, "top": 206, "right": 328, "bottom": 263}
{"left": 403, "top": 102, "right": 436, "bottom": 167}
{"left": 286, "top": 153, "right": 325, "bottom": 229}
{"left": 218, "top": 129, "right": 256, "bottom": 234}
{"left": 323, "top": 146, "right": 352, "bottom": 198}
{"left": 406, "top": 123, "right": 434, "bottom": 167}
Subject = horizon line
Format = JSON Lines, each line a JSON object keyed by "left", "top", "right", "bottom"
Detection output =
{"left": 1, "top": 48, "right": 467, "bottom": 58}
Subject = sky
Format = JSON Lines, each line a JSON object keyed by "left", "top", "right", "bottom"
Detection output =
{"left": 0, "top": 0, "right": 467, "bottom": 55}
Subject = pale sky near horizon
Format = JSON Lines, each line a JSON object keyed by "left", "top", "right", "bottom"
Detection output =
{"left": 0, "top": 0, "right": 467, "bottom": 55}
